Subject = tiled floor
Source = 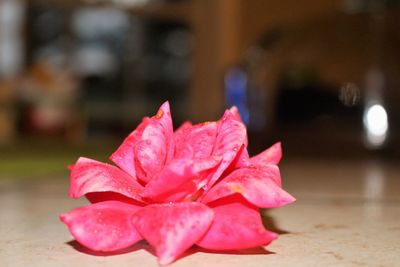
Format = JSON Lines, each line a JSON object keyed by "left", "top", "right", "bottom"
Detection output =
{"left": 1, "top": 159, "right": 399, "bottom": 266}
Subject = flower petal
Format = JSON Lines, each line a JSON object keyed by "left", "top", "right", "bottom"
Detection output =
{"left": 131, "top": 202, "right": 214, "bottom": 265}
{"left": 196, "top": 195, "right": 277, "bottom": 250}
{"left": 109, "top": 117, "right": 150, "bottom": 178}
{"left": 174, "top": 121, "right": 192, "bottom": 141}
{"left": 142, "top": 157, "right": 220, "bottom": 202}
{"left": 221, "top": 144, "right": 249, "bottom": 173}
{"left": 141, "top": 158, "right": 196, "bottom": 202}
{"left": 69, "top": 157, "right": 143, "bottom": 202}
{"left": 134, "top": 101, "right": 174, "bottom": 183}
{"left": 201, "top": 166, "right": 295, "bottom": 208}
{"left": 206, "top": 109, "right": 247, "bottom": 188}
{"left": 110, "top": 102, "right": 174, "bottom": 183}
{"left": 229, "top": 106, "right": 243, "bottom": 122}
{"left": 60, "top": 201, "right": 142, "bottom": 251}
{"left": 175, "top": 122, "right": 218, "bottom": 159}
{"left": 250, "top": 142, "right": 282, "bottom": 165}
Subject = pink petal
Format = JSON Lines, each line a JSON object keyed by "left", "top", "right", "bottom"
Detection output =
{"left": 206, "top": 109, "right": 247, "bottom": 188}
{"left": 110, "top": 102, "right": 174, "bottom": 183}
{"left": 197, "top": 195, "right": 277, "bottom": 250}
{"left": 131, "top": 202, "right": 214, "bottom": 265}
{"left": 134, "top": 138, "right": 166, "bottom": 182}
{"left": 69, "top": 157, "right": 143, "bottom": 202}
{"left": 134, "top": 102, "right": 174, "bottom": 183}
{"left": 142, "top": 157, "right": 220, "bottom": 202}
{"left": 221, "top": 144, "right": 249, "bottom": 174}
{"left": 250, "top": 142, "right": 282, "bottom": 165}
{"left": 229, "top": 106, "right": 243, "bottom": 122}
{"left": 174, "top": 121, "right": 192, "bottom": 140}
{"left": 233, "top": 145, "right": 250, "bottom": 168}
{"left": 173, "top": 121, "right": 193, "bottom": 158}
{"left": 60, "top": 201, "right": 142, "bottom": 251}
{"left": 173, "top": 109, "right": 247, "bottom": 192}
{"left": 141, "top": 159, "right": 196, "bottom": 202}
{"left": 109, "top": 117, "right": 150, "bottom": 178}
{"left": 201, "top": 166, "right": 295, "bottom": 208}
{"left": 175, "top": 121, "right": 218, "bottom": 159}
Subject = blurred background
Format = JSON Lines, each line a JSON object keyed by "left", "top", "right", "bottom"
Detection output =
{"left": 0, "top": 0, "right": 400, "bottom": 178}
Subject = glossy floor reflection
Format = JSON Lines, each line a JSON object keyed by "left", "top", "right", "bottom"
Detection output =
{"left": 1, "top": 159, "right": 399, "bottom": 266}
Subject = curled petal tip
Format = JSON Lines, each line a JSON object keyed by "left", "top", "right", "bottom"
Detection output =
{"left": 159, "top": 101, "right": 171, "bottom": 113}
{"left": 269, "top": 231, "right": 279, "bottom": 241}
{"left": 67, "top": 164, "right": 75, "bottom": 171}
{"left": 158, "top": 255, "right": 175, "bottom": 265}
{"left": 250, "top": 142, "right": 282, "bottom": 165}
{"left": 275, "top": 185, "right": 296, "bottom": 206}
{"left": 59, "top": 213, "right": 68, "bottom": 223}
{"left": 281, "top": 193, "right": 296, "bottom": 206}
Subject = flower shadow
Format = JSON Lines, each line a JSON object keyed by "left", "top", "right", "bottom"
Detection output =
{"left": 67, "top": 239, "right": 274, "bottom": 263}
{"left": 176, "top": 245, "right": 275, "bottom": 263}
{"left": 192, "top": 246, "right": 275, "bottom": 255}
{"left": 66, "top": 240, "right": 155, "bottom": 257}
{"left": 262, "top": 213, "right": 290, "bottom": 235}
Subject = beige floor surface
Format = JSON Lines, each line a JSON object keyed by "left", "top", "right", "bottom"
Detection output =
{"left": 1, "top": 159, "right": 399, "bottom": 266}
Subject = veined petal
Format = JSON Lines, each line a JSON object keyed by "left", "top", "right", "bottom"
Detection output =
{"left": 229, "top": 106, "right": 243, "bottom": 122}
{"left": 173, "top": 109, "right": 247, "bottom": 191}
{"left": 110, "top": 117, "right": 150, "bottom": 178}
{"left": 134, "top": 101, "right": 174, "bottom": 183}
{"left": 175, "top": 122, "right": 218, "bottom": 159}
{"left": 134, "top": 138, "right": 166, "bottom": 182}
{"left": 222, "top": 144, "right": 250, "bottom": 174}
{"left": 250, "top": 142, "right": 282, "bottom": 165}
{"left": 255, "top": 164, "right": 282, "bottom": 186}
{"left": 141, "top": 159, "right": 196, "bottom": 201}
{"left": 233, "top": 146, "right": 250, "bottom": 168}
{"left": 60, "top": 201, "right": 142, "bottom": 251}
{"left": 174, "top": 121, "right": 192, "bottom": 141}
{"left": 131, "top": 202, "right": 214, "bottom": 265}
{"left": 201, "top": 166, "right": 295, "bottom": 208}
{"left": 69, "top": 157, "right": 143, "bottom": 202}
{"left": 197, "top": 195, "right": 277, "bottom": 250}
{"left": 110, "top": 102, "right": 174, "bottom": 184}
{"left": 142, "top": 157, "right": 220, "bottom": 202}
{"left": 206, "top": 109, "right": 247, "bottom": 188}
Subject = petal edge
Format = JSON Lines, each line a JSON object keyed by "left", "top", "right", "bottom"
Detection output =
{"left": 197, "top": 195, "right": 277, "bottom": 250}
{"left": 131, "top": 202, "right": 214, "bottom": 265}
{"left": 60, "top": 201, "right": 142, "bottom": 251}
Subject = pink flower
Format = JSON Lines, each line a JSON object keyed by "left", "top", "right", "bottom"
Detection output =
{"left": 60, "top": 102, "right": 295, "bottom": 265}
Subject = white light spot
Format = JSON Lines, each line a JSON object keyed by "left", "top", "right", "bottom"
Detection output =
{"left": 363, "top": 104, "right": 388, "bottom": 147}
